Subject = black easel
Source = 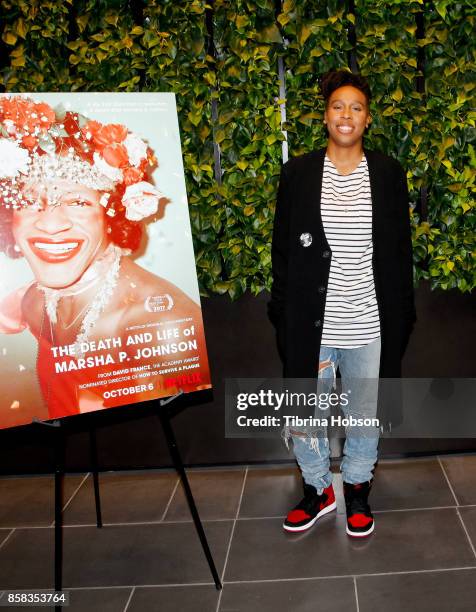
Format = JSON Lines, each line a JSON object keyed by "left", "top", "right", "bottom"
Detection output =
{"left": 158, "top": 392, "right": 222, "bottom": 590}
{"left": 89, "top": 428, "right": 102, "bottom": 528}
{"left": 33, "top": 418, "right": 103, "bottom": 610}
{"left": 52, "top": 420, "right": 63, "bottom": 612}
{"left": 34, "top": 391, "right": 222, "bottom": 601}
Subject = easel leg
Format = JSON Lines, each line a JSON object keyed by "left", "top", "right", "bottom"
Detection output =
{"left": 158, "top": 411, "right": 222, "bottom": 590}
{"left": 53, "top": 424, "right": 64, "bottom": 610}
{"left": 89, "top": 429, "right": 103, "bottom": 528}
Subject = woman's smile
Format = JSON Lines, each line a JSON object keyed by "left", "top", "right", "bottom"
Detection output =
{"left": 324, "top": 85, "right": 370, "bottom": 149}
{"left": 27, "top": 237, "right": 84, "bottom": 262}
{"left": 336, "top": 124, "right": 354, "bottom": 134}
{"left": 13, "top": 180, "right": 109, "bottom": 288}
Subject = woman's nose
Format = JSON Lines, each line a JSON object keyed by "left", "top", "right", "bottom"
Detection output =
{"left": 34, "top": 206, "right": 72, "bottom": 234}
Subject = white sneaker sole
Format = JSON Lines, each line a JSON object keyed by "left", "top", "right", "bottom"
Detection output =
{"left": 283, "top": 501, "right": 337, "bottom": 533}
{"left": 346, "top": 521, "right": 375, "bottom": 537}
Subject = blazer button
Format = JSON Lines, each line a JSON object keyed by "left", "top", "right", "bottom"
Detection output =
{"left": 322, "top": 250, "right": 330, "bottom": 258}
{"left": 318, "top": 286, "right": 326, "bottom": 294}
{"left": 314, "top": 320, "right": 322, "bottom": 328}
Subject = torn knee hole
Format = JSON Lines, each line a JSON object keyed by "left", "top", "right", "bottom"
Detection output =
{"left": 318, "top": 359, "right": 333, "bottom": 373}
{"left": 290, "top": 430, "right": 307, "bottom": 437}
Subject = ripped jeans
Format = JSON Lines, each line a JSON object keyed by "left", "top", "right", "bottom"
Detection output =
{"left": 289, "top": 337, "right": 381, "bottom": 493}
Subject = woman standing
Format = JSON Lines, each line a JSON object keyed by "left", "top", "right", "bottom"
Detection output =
{"left": 268, "top": 70, "right": 416, "bottom": 537}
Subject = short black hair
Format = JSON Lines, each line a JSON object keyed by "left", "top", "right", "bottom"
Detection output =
{"left": 319, "top": 70, "right": 371, "bottom": 107}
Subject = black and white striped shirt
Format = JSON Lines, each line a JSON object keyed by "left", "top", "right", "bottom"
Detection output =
{"left": 320, "top": 154, "right": 380, "bottom": 348}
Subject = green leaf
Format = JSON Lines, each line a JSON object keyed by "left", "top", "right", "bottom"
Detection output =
{"left": 392, "top": 88, "right": 403, "bottom": 102}
{"left": 3, "top": 31, "right": 17, "bottom": 45}
{"left": 298, "top": 24, "right": 311, "bottom": 45}
{"left": 11, "top": 55, "right": 25, "bottom": 67}
{"left": 16, "top": 18, "right": 27, "bottom": 39}
{"left": 235, "top": 15, "right": 250, "bottom": 29}
{"left": 412, "top": 134, "right": 422, "bottom": 148}
{"left": 257, "top": 24, "right": 282, "bottom": 43}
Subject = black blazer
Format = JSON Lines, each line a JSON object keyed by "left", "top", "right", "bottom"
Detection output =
{"left": 268, "top": 147, "right": 416, "bottom": 378}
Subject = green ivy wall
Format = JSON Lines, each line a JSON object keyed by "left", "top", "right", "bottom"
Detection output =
{"left": 1, "top": 0, "right": 474, "bottom": 296}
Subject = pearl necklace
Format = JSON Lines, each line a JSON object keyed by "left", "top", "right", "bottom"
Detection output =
{"left": 38, "top": 244, "right": 122, "bottom": 358}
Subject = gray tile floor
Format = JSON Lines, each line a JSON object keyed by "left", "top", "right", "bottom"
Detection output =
{"left": 1, "top": 455, "right": 476, "bottom": 611}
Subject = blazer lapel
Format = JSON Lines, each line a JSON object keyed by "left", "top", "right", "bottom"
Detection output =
{"left": 364, "top": 147, "right": 384, "bottom": 256}
{"left": 309, "top": 148, "right": 328, "bottom": 248}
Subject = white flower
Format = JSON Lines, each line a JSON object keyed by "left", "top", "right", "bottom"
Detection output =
{"left": 3, "top": 120, "right": 16, "bottom": 136}
{"left": 122, "top": 181, "right": 163, "bottom": 221}
{"left": 99, "top": 193, "right": 110, "bottom": 208}
{"left": 93, "top": 151, "right": 123, "bottom": 183}
{"left": 0, "top": 139, "right": 30, "bottom": 178}
{"left": 124, "top": 133, "right": 148, "bottom": 167}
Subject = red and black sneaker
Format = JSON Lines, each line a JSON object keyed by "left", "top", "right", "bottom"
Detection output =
{"left": 343, "top": 480, "right": 374, "bottom": 537}
{"left": 283, "top": 483, "right": 336, "bottom": 532}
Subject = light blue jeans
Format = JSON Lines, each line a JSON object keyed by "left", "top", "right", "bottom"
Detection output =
{"left": 290, "top": 337, "right": 381, "bottom": 493}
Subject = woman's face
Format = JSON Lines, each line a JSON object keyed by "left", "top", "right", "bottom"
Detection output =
{"left": 12, "top": 180, "right": 109, "bottom": 289}
{"left": 324, "top": 85, "right": 371, "bottom": 148}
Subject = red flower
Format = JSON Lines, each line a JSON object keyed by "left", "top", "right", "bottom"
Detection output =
{"left": 81, "top": 120, "right": 102, "bottom": 147}
{"left": 54, "top": 135, "right": 93, "bottom": 163}
{"left": 63, "top": 112, "right": 81, "bottom": 136}
{"left": 21, "top": 135, "right": 38, "bottom": 150}
{"left": 102, "top": 143, "right": 129, "bottom": 168}
{"left": 82, "top": 121, "right": 128, "bottom": 151}
{"left": 1, "top": 97, "right": 55, "bottom": 135}
{"left": 122, "top": 166, "right": 144, "bottom": 185}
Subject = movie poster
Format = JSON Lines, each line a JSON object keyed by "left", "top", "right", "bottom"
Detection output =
{"left": 0, "top": 93, "right": 211, "bottom": 429}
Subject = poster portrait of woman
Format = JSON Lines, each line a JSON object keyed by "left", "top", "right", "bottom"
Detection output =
{"left": 0, "top": 93, "right": 211, "bottom": 429}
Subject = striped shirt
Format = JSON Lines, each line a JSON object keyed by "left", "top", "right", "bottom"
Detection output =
{"left": 320, "top": 154, "right": 380, "bottom": 348}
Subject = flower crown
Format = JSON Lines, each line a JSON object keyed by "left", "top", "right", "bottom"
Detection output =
{"left": 0, "top": 95, "right": 164, "bottom": 222}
